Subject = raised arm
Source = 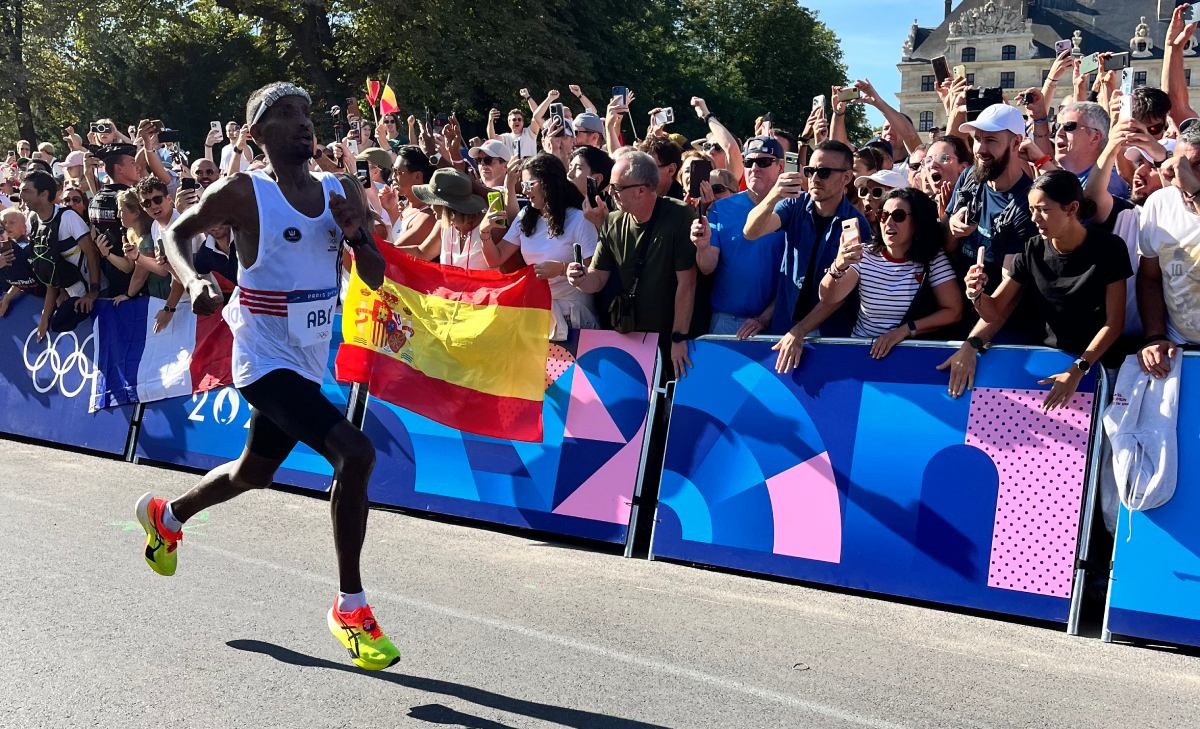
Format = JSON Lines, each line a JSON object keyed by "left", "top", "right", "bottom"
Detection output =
{"left": 570, "top": 85, "right": 597, "bottom": 115}
{"left": 1163, "top": 3, "right": 1200, "bottom": 125}
{"left": 690, "top": 97, "right": 743, "bottom": 182}
{"left": 856, "top": 79, "right": 922, "bottom": 155}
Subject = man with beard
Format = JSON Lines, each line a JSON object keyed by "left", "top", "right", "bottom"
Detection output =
{"left": 945, "top": 105, "right": 1038, "bottom": 299}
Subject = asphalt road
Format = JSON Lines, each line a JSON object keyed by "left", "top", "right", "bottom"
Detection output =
{"left": 1, "top": 439, "right": 1198, "bottom": 729}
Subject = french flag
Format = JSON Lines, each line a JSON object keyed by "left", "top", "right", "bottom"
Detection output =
{"left": 89, "top": 298, "right": 233, "bottom": 412}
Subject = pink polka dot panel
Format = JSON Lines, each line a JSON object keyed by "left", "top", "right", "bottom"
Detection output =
{"left": 965, "top": 387, "right": 1094, "bottom": 598}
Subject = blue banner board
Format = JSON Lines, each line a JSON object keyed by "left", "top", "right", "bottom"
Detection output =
{"left": 0, "top": 296, "right": 133, "bottom": 455}
{"left": 360, "top": 330, "right": 659, "bottom": 545}
{"left": 134, "top": 316, "right": 350, "bottom": 490}
{"left": 653, "top": 338, "right": 1099, "bottom": 623}
{"left": 1105, "top": 354, "right": 1200, "bottom": 647}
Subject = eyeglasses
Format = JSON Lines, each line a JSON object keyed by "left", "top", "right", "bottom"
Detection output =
{"left": 610, "top": 182, "right": 649, "bottom": 195}
{"left": 879, "top": 208, "right": 909, "bottom": 224}
{"left": 701, "top": 142, "right": 723, "bottom": 153}
{"left": 139, "top": 194, "right": 165, "bottom": 208}
{"left": 744, "top": 157, "right": 777, "bottom": 168}
{"left": 907, "top": 161, "right": 923, "bottom": 171}
{"left": 858, "top": 186, "right": 885, "bottom": 199}
{"left": 924, "top": 153, "right": 954, "bottom": 166}
{"left": 520, "top": 180, "right": 540, "bottom": 193}
{"left": 1052, "top": 120, "right": 1095, "bottom": 135}
{"left": 479, "top": 156, "right": 502, "bottom": 166}
{"left": 711, "top": 184, "right": 729, "bottom": 195}
{"left": 802, "top": 166, "right": 849, "bottom": 180}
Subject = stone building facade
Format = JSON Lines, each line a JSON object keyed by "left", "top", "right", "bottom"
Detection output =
{"left": 897, "top": 0, "right": 1200, "bottom": 132}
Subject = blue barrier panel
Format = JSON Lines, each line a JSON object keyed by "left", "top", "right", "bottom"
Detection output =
{"left": 360, "top": 330, "right": 659, "bottom": 545}
{"left": 133, "top": 315, "right": 349, "bottom": 491}
{"left": 0, "top": 296, "right": 133, "bottom": 455}
{"left": 652, "top": 338, "right": 1101, "bottom": 623}
{"left": 1104, "top": 353, "right": 1200, "bottom": 647}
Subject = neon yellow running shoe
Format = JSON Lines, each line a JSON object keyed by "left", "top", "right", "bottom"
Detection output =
{"left": 328, "top": 599, "right": 401, "bottom": 670}
{"left": 134, "top": 492, "right": 183, "bottom": 577}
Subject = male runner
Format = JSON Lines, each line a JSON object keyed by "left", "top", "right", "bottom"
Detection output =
{"left": 133, "top": 82, "right": 398, "bottom": 670}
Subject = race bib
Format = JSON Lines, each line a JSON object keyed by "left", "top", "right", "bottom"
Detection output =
{"left": 286, "top": 288, "right": 337, "bottom": 347}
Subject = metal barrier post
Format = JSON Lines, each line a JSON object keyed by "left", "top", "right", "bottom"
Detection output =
{"left": 126, "top": 403, "right": 144, "bottom": 464}
{"left": 1066, "top": 368, "right": 1111, "bottom": 636}
{"left": 624, "top": 351, "right": 663, "bottom": 559}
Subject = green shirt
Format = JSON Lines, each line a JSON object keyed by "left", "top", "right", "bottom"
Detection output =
{"left": 593, "top": 197, "right": 697, "bottom": 334}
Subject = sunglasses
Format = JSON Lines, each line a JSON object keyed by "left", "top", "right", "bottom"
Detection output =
{"left": 1146, "top": 121, "right": 1167, "bottom": 136}
{"left": 139, "top": 194, "right": 166, "bottom": 208}
{"left": 879, "top": 208, "right": 909, "bottom": 224}
{"left": 1052, "top": 121, "right": 1093, "bottom": 135}
{"left": 802, "top": 166, "right": 849, "bottom": 180}
{"left": 711, "top": 184, "right": 729, "bottom": 195}
{"left": 702, "top": 142, "right": 723, "bottom": 153}
{"left": 907, "top": 162, "right": 922, "bottom": 171}
{"left": 858, "top": 186, "right": 885, "bottom": 199}
{"left": 479, "top": 156, "right": 502, "bottom": 165}
{"left": 744, "top": 157, "right": 777, "bottom": 168}
{"left": 611, "top": 182, "right": 649, "bottom": 195}
{"left": 520, "top": 180, "right": 539, "bottom": 193}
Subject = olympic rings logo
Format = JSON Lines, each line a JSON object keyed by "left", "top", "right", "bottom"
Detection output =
{"left": 22, "top": 328, "right": 98, "bottom": 398}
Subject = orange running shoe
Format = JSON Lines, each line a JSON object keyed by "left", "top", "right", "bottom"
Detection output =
{"left": 134, "top": 492, "right": 183, "bottom": 577}
{"left": 327, "top": 599, "right": 401, "bottom": 670}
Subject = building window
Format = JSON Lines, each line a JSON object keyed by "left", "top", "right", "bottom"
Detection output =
{"left": 919, "top": 111, "right": 934, "bottom": 132}
{"left": 961, "top": 47, "right": 976, "bottom": 62}
{"left": 966, "top": 73, "right": 975, "bottom": 86}
{"left": 1042, "top": 69, "right": 1050, "bottom": 83}
{"left": 1135, "top": 70, "right": 1148, "bottom": 87}
{"left": 921, "top": 75, "right": 935, "bottom": 92}
{"left": 1187, "top": 69, "right": 1193, "bottom": 86}
{"left": 1000, "top": 72, "right": 1015, "bottom": 88}
{"left": 1002, "top": 44, "right": 1017, "bottom": 61}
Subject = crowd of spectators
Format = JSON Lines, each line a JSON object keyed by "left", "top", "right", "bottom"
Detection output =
{"left": 3, "top": 3, "right": 1200, "bottom": 401}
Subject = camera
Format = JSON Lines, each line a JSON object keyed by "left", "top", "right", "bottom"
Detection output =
{"left": 180, "top": 177, "right": 200, "bottom": 191}
{"left": 548, "top": 103, "right": 565, "bottom": 136}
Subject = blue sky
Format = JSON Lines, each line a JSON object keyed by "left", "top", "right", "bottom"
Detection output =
{"left": 799, "top": 1, "right": 949, "bottom": 126}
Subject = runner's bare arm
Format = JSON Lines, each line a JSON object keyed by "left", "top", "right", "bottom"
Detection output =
{"left": 334, "top": 174, "right": 385, "bottom": 290}
{"left": 163, "top": 173, "right": 255, "bottom": 314}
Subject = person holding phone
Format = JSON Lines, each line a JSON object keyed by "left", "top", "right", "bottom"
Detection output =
{"left": 819, "top": 188, "right": 963, "bottom": 359}
{"left": 482, "top": 153, "right": 598, "bottom": 340}
{"left": 690, "top": 136, "right": 787, "bottom": 338}
{"left": 744, "top": 140, "right": 869, "bottom": 372}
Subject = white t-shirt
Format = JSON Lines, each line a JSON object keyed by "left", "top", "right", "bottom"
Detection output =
{"left": 500, "top": 129, "right": 538, "bottom": 159}
{"left": 28, "top": 205, "right": 91, "bottom": 297}
{"left": 439, "top": 225, "right": 491, "bottom": 270}
{"left": 219, "top": 143, "right": 247, "bottom": 173}
{"left": 1137, "top": 187, "right": 1200, "bottom": 344}
{"left": 850, "top": 249, "right": 956, "bottom": 338}
{"left": 503, "top": 207, "right": 597, "bottom": 299}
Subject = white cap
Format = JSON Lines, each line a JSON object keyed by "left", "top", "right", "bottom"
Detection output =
{"left": 854, "top": 168, "right": 909, "bottom": 189}
{"left": 960, "top": 104, "right": 1026, "bottom": 137}
{"left": 467, "top": 139, "right": 512, "bottom": 162}
{"left": 63, "top": 150, "right": 86, "bottom": 169}
{"left": 1124, "top": 137, "right": 1176, "bottom": 163}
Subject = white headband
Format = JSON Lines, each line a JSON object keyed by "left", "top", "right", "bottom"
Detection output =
{"left": 251, "top": 83, "right": 312, "bottom": 126}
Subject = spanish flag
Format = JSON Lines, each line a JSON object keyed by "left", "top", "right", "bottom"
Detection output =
{"left": 336, "top": 248, "right": 552, "bottom": 442}
{"left": 379, "top": 82, "right": 400, "bottom": 116}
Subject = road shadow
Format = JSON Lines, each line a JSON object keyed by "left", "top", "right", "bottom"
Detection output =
{"left": 408, "top": 703, "right": 519, "bottom": 728}
{"left": 227, "top": 639, "right": 670, "bottom": 729}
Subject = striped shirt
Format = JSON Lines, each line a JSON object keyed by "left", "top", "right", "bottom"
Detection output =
{"left": 850, "top": 250, "right": 955, "bottom": 338}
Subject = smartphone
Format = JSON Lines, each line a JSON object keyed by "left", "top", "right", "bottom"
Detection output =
{"left": 549, "top": 102, "right": 565, "bottom": 136}
{"left": 812, "top": 95, "right": 826, "bottom": 114}
{"left": 783, "top": 151, "right": 800, "bottom": 174}
{"left": 159, "top": 129, "right": 180, "bottom": 144}
{"left": 652, "top": 107, "right": 674, "bottom": 126}
{"left": 355, "top": 159, "right": 371, "bottom": 188}
{"left": 346, "top": 139, "right": 359, "bottom": 156}
{"left": 89, "top": 123, "right": 102, "bottom": 134}
{"left": 1119, "top": 70, "right": 1134, "bottom": 120}
{"left": 180, "top": 177, "right": 200, "bottom": 191}
{"left": 573, "top": 243, "right": 583, "bottom": 266}
{"left": 210, "top": 120, "right": 221, "bottom": 131}
{"left": 612, "top": 85, "right": 627, "bottom": 107}
{"left": 965, "top": 87, "right": 1003, "bottom": 121}
{"left": 511, "top": 139, "right": 521, "bottom": 158}
{"left": 835, "top": 87, "right": 862, "bottom": 103}
{"left": 952, "top": 64, "right": 967, "bottom": 81}
{"left": 932, "top": 56, "right": 951, "bottom": 84}
{"left": 349, "top": 120, "right": 361, "bottom": 133}
{"left": 1054, "top": 39, "right": 1073, "bottom": 55}
{"left": 1107, "top": 52, "right": 1131, "bottom": 71}
{"left": 1079, "top": 52, "right": 1101, "bottom": 76}
{"left": 1177, "top": 0, "right": 1195, "bottom": 22}
{"left": 687, "top": 158, "right": 712, "bottom": 199}
{"left": 586, "top": 176, "right": 598, "bottom": 201}
{"left": 840, "top": 219, "right": 860, "bottom": 248}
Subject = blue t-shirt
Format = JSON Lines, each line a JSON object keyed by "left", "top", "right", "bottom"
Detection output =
{"left": 708, "top": 192, "right": 785, "bottom": 318}
{"left": 1078, "top": 164, "right": 1131, "bottom": 200}
{"left": 947, "top": 168, "right": 1038, "bottom": 288}
{"left": 771, "top": 193, "right": 871, "bottom": 335}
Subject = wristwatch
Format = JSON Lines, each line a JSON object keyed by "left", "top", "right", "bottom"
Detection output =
{"left": 670, "top": 331, "right": 688, "bottom": 344}
{"left": 906, "top": 320, "right": 917, "bottom": 335}
{"left": 1073, "top": 357, "right": 1091, "bottom": 374}
{"left": 966, "top": 336, "right": 990, "bottom": 354}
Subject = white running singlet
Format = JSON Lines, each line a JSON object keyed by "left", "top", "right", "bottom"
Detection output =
{"left": 224, "top": 170, "right": 345, "bottom": 388}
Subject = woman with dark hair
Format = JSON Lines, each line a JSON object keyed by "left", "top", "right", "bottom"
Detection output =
{"left": 483, "top": 153, "right": 598, "bottom": 340}
{"left": 820, "top": 187, "right": 963, "bottom": 358}
{"left": 964, "top": 170, "right": 1130, "bottom": 409}
{"left": 567, "top": 145, "right": 615, "bottom": 227}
